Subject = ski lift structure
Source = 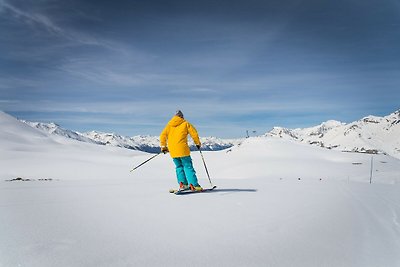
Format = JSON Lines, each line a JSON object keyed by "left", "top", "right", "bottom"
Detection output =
{"left": 246, "top": 130, "right": 257, "bottom": 138}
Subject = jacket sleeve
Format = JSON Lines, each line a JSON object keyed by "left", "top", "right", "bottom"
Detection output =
{"left": 160, "top": 124, "right": 169, "bottom": 147}
{"left": 187, "top": 122, "right": 201, "bottom": 146}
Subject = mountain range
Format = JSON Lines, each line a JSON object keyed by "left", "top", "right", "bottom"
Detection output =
{"left": 266, "top": 110, "right": 400, "bottom": 159}
{"left": 21, "top": 120, "right": 238, "bottom": 153}
{"left": 18, "top": 110, "right": 400, "bottom": 158}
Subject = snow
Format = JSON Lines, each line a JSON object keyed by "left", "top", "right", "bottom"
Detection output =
{"left": 266, "top": 110, "right": 400, "bottom": 159}
{"left": 1, "top": 111, "right": 400, "bottom": 266}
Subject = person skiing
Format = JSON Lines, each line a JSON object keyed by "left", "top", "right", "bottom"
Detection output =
{"left": 160, "top": 110, "right": 203, "bottom": 191}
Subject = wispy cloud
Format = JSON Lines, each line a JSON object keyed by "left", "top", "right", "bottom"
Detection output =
{"left": 0, "top": 0, "right": 133, "bottom": 53}
{"left": 58, "top": 58, "right": 187, "bottom": 87}
{"left": 0, "top": 76, "right": 44, "bottom": 89}
{"left": 170, "top": 87, "right": 219, "bottom": 95}
{"left": 0, "top": 0, "right": 157, "bottom": 91}
{"left": 0, "top": 0, "right": 63, "bottom": 34}
{"left": 0, "top": 97, "right": 345, "bottom": 117}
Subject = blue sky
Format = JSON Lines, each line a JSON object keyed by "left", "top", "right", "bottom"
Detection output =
{"left": 1, "top": 0, "right": 399, "bottom": 138}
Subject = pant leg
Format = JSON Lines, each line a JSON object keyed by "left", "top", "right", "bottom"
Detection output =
{"left": 181, "top": 156, "right": 200, "bottom": 186}
{"left": 172, "top": 157, "right": 188, "bottom": 185}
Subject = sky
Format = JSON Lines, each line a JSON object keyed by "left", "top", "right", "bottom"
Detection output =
{"left": 1, "top": 0, "right": 399, "bottom": 138}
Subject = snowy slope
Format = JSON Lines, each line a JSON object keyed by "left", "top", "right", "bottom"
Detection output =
{"left": 0, "top": 111, "right": 143, "bottom": 181}
{"left": 0, "top": 111, "right": 62, "bottom": 151}
{"left": 1, "top": 111, "right": 400, "bottom": 267}
{"left": 266, "top": 110, "right": 400, "bottom": 159}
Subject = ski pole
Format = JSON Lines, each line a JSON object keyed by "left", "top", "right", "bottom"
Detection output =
{"left": 198, "top": 147, "right": 214, "bottom": 187}
{"left": 130, "top": 152, "right": 161, "bottom": 172}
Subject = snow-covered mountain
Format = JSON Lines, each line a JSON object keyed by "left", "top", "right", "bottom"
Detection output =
{"left": 82, "top": 131, "right": 161, "bottom": 153}
{"left": 22, "top": 121, "right": 102, "bottom": 145}
{"left": 15, "top": 110, "right": 400, "bottom": 158}
{"left": 82, "top": 131, "right": 238, "bottom": 153}
{"left": 266, "top": 110, "right": 400, "bottom": 159}
{"left": 21, "top": 119, "right": 238, "bottom": 153}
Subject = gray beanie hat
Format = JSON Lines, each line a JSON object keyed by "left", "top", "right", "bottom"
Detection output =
{"left": 175, "top": 110, "right": 184, "bottom": 118}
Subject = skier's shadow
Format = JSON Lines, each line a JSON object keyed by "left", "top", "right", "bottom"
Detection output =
{"left": 207, "top": 188, "right": 257, "bottom": 194}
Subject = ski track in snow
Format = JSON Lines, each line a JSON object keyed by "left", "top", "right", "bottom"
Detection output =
{"left": 380, "top": 194, "right": 400, "bottom": 234}
{"left": 2, "top": 179, "right": 400, "bottom": 267}
{"left": 338, "top": 184, "right": 400, "bottom": 266}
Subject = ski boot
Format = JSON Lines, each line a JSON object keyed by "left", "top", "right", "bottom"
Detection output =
{"left": 179, "top": 182, "right": 189, "bottom": 190}
{"left": 190, "top": 184, "right": 203, "bottom": 192}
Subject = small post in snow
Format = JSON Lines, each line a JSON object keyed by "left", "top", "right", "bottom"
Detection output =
{"left": 369, "top": 155, "right": 374, "bottom": 184}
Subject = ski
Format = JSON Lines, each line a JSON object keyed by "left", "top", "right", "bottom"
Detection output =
{"left": 169, "top": 187, "right": 190, "bottom": 194}
{"left": 169, "top": 185, "right": 217, "bottom": 195}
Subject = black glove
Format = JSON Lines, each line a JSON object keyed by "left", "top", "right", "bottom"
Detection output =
{"left": 161, "top": 147, "right": 169, "bottom": 154}
{"left": 196, "top": 144, "right": 201, "bottom": 150}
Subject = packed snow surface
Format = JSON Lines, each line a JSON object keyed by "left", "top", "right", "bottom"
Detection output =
{"left": 1, "top": 111, "right": 400, "bottom": 267}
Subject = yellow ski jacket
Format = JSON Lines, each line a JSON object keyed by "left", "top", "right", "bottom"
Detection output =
{"left": 160, "top": 116, "right": 201, "bottom": 158}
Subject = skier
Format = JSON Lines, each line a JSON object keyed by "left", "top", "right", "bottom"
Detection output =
{"left": 160, "top": 110, "right": 203, "bottom": 191}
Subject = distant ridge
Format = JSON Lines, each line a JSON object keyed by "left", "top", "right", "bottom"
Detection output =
{"left": 3, "top": 110, "right": 398, "bottom": 158}
{"left": 20, "top": 118, "right": 238, "bottom": 153}
{"left": 266, "top": 110, "right": 400, "bottom": 159}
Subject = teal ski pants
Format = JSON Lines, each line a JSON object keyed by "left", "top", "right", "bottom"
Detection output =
{"left": 172, "top": 156, "right": 200, "bottom": 186}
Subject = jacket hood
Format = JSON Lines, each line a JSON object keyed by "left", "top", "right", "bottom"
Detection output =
{"left": 168, "top": 116, "right": 185, "bottom": 127}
